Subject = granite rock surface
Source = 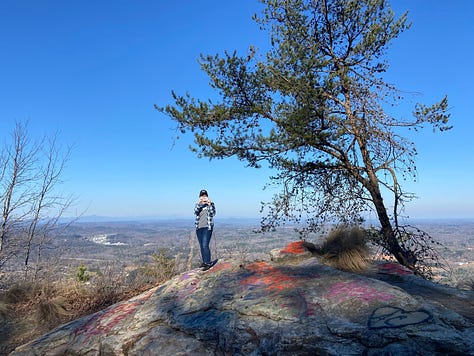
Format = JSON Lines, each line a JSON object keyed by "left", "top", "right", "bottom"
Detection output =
{"left": 12, "top": 241, "right": 474, "bottom": 355}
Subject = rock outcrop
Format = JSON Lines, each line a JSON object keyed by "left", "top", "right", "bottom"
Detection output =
{"left": 12, "top": 241, "right": 474, "bottom": 355}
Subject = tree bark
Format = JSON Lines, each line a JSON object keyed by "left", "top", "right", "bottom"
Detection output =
{"left": 368, "top": 182, "right": 416, "bottom": 269}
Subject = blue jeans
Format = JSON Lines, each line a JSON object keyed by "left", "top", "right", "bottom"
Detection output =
{"left": 196, "top": 227, "right": 213, "bottom": 264}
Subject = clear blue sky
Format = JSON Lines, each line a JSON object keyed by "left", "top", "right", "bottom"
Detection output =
{"left": 1, "top": 0, "right": 473, "bottom": 220}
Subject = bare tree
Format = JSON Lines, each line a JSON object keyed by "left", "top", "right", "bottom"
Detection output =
{"left": 0, "top": 121, "right": 38, "bottom": 266}
{"left": 0, "top": 121, "right": 75, "bottom": 279}
{"left": 23, "top": 133, "right": 75, "bottom": 278}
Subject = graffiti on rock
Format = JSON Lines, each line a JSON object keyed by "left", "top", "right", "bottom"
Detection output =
{"left": 203, "top": 261, "right": 232, "bottom": 274}
{"left": 378, "top": 262, "right": 413, "bottom": 276}
{"left": 325, "top": 281, "right": 394, "bottom": 304}
{"left": 74, "top": 287, "right": 157, "bottom": 341}
{"left": 240, "top": 261, "right": 320, "bottom": 293}
{"left": 368, "top": 306, "right": 433, "bottom": 329}
{"left": 280, "top": 240, "right": 307, "bottom": 254}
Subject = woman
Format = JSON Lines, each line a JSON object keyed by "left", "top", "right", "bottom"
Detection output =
{"left": 194, "top": 189, "right": 216, "bottom": 270}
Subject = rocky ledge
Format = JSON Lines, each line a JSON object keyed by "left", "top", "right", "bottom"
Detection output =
{"left": 12, "top": 241, "right": 474, "bottom": 355}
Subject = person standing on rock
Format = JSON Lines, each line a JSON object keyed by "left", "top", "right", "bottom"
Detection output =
{"left": 194, "top": 189, "right": 217, "bottom": 271}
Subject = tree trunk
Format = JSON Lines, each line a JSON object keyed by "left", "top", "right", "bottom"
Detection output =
{"left": 369, "top": 186, "right": 416, "bottom": 270}
{"left": 353, "top": 124, "right": 417, "bottom": 270}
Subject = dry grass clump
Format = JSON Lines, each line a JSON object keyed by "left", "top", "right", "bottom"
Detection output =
{"left": 32, "top": 282, "right": 77, "bottom": 327}
{"left": 0, "top": 300, "right": 12, "bottom": 319}
{"left": 1, "top": 282, "right": 33, "bottom": 304}
{"left": 318, "top": 226, "right": 371, "bottom": 273}
{"left": 1, "top": 280, "right": 75, "bottom": 327}
{"left": 36, "top": 296, "right": 70, "bottom": 327}
{"left": 457, "top": 278, "right": 474, "bottom": 291}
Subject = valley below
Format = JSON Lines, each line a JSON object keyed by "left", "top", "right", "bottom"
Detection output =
{"left": 1, "top": 218, "right": 473, "bottom": 290}
{"left": 3, "top": 217, "right": 472, "bottom": 289}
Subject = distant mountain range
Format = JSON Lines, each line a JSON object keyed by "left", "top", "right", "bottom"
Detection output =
{"left": 58, "top": 215, "right": 262, "bottom": 225}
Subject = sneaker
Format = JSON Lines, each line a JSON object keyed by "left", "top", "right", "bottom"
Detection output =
{"left": 201, "top": 259, "right": 218, "bottom": 271}
{"left": 199, "top": 262, "right": 207, "bottom": 268}
{"left": 201, "top": 263, "right": 211, "bottom": 271}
